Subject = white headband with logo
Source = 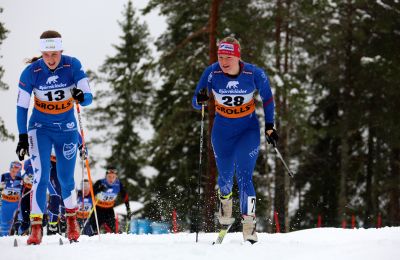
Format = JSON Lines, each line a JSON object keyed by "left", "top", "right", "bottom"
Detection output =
{"left": 39, "top": 38, "right": 63, "bottom": 51}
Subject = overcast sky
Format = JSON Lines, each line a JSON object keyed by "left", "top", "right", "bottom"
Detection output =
{"left": 0, "top": 0, "right": 166, "bottom": 177}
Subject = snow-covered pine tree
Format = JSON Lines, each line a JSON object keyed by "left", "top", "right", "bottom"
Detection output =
{"left": 88, "top": 1, "right": 152, "bottom": 200}
{"left": 0, "top": 7, "right": 13, "bottom": 141}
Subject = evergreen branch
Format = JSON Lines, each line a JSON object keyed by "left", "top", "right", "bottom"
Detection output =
{"left": 162, "top": 25, "right": 209, "bottom": 59}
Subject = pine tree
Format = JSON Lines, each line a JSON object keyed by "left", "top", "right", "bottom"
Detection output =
{"left": 0, "top": 7, "right": 13, "bottom": 141}
{"left": 88, "top": 1, "right": 152, "bottom": 200}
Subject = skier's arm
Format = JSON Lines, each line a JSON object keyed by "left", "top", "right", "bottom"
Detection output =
{"left": 254, "top": 66, "right": 279, "bottom": 145}
{"left": 254, "top": 66, "right": 274, "bottom": 126}
{"left": 16, "top": 67, "right": 34, "bottom": 135}
{"left": 119, "top": 182, "right": 130, "bottom": 214}
{"left": 192, "top": 65, "right": 213, "bottom": 110}
{"left": 71, "top": 57, "right": 93, "bottom": 106}
{"left": 0, "top": 174, "right": 5, "bottom": 190}
{"left": 93, "top": 180, "right": 104, "bottom": 195}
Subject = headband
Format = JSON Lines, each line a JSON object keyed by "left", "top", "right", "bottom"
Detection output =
{"left": 40, "top": 38, "right": 63, "bottom": 52}
{"left": 217, "top": 42, "right": 240, "bottom": 58}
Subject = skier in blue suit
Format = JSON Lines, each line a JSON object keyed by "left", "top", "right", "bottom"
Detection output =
{"left": 0, "top": 161, "right": 23, "bottom": 236}
{"left": 15, "top": 30, "right": 93, "bottom": 244}
{"left": 192, "top": 36, "right": 279, "bottom": 243}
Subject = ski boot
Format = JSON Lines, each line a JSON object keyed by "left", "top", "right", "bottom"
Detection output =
{"left": 65, "top": 208, "right": 80, "bottom": 242}
{"left": 27, "top": 216, "right": 43, "bottom": 245}
{"left": 241, "top": 215, "right": 258, "bottom": 244}
{"left": 47, "top": 222, "right": 59, "bottom": 235}
{"left": 217, "top": 192, "right": 235, "bottom": 225}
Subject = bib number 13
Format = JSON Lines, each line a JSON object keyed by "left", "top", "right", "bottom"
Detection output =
{"left": 222, "top": 96, "right": 244, "bottom": 106}
{"left": 44, "top": 90, "right": 65, "bottom": 101}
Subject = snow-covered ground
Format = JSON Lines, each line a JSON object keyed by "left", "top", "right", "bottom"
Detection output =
{"left": 1, "top": 227, "right": 399, "bottom": 260}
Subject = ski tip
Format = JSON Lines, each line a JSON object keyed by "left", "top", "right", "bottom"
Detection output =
{"left": 13, "top": 238, "right": 18, "bottom": 247}
{"left": 69, "top": 239, "right": 79, "bottom": 244}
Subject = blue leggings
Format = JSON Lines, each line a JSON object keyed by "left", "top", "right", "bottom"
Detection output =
{"left": 28, "top": 128, "right": 78, "bottom": 216}
{"left": 0, "top": 200, "right": 18, "bottom": 236}
{"left": 212, "top": 113, "right": 260, "bottom": 215}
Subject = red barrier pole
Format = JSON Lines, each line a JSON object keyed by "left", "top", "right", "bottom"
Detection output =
{"left": 115, "top": 214, "right": 119, "bottom": 234}
{"left": 317, "top": 215, "right": 322, "bottom": 228}
{"left": 342, "top": 218, "right": 347, "bottom": 229}
{"left": 377, "top": 213, "right": 382, "bottom": 228}
{"left": 351, "top": 215, "right": 356, "bottom": 229}
{"left": 172, "top": 209, "right": 178, "bottom": 233}
{"left": 274, "top": 211, "right": 281, "bottom": 233}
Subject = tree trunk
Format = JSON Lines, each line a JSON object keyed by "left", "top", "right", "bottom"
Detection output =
{"left": 273, "top": 0, "right": 287, "bottom": 232}
{"left": 338, "top": 0, "right": 354, "bottom": 226}
{"left": 204, "top": 0, "right": 221, "bottom": 232}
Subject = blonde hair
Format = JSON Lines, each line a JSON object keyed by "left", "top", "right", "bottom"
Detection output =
{"left": 219, "top": 36, "right": 241, "bottom": 49}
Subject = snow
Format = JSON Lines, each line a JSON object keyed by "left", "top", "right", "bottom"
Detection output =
{"left": 273, "top": 75, "right": 284, "bottom": 87}
{"left": 113, "top": 201, "right": 144, "bottom": 215}
{"left": 1, "top": 227, "right": 399, "bottom": 260}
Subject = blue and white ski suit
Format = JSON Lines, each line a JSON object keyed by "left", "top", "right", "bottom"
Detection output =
{"left": 192, "top": 61, "right": 274, "bottom": 216}
{"left": 16, "top": 55, "right": 93, "bottom": 217}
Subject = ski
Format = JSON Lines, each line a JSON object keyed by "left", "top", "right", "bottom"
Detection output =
{"left": 212, "top": 223, "right": 233, "bottom": 245}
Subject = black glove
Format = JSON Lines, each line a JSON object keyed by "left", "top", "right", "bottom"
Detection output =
{"left": 196, "top": 89, "right": 209, "bottom": 105}
{"left": 16, "top": 134, "right": 29, "bottom": 161}
{"left": 100, "top": 183, "right": 108, "bottom": 192}
{"left": 71, "top": 88, "right": 84, "bottom": 103}
{"left": 78, "top": 143, "right": 88, "bottom": 160}
{"left": 265, "top": 123, "right": 279, "bottom": 146}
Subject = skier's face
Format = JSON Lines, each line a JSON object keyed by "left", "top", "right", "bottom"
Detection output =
{"left": 83, "top": 183, "right": 90, "bottom": 196}
{"left": 9, "top": 163, "right": 21, "bottom": 178}
{"left": 42, "top": 51, "right": 62, "bottom": 70}
{"left": 106, "top": 172, "right": 117, "bottom": 185}
{"left": 218, "top": 54, "right": 240, "bottom": 75}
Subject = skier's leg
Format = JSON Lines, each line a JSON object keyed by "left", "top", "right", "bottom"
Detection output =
{"left": 211, "top": 122, "right": 235, "bottom": 224}
{"left": 27, "top": 128, "right": 52, "bottom": 244}
{"left": 0, "top": 201, "right": 18, "bottom": 236}
{"left": 54, "top": 130, "right": 80, "bottom": 240}
{"left": 235, "top": 126, "right": 259, "bottom": 243}
{"left": 104, "top": 209, "right": 116, "bottom": 233}
{"left": 18, "top": 194, "right": 31, "bottom": 235}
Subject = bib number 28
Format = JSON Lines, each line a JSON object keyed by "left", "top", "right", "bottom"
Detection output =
{"left": 222, "top": 96, "right": 244, "bottom": 106}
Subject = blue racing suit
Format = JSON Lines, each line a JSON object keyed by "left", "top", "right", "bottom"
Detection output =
{"left": 192, "top": 61, "right": 274, "bottom": 216}
{"left": 16, "top": 55, "right": 93, "bottom": 218}
{"left": 0, "top": 172, "right": 23, "bottom": 236}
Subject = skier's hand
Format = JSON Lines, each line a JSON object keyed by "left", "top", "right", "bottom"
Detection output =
{"left": 0, "top": 182, "right": 5, "bottom": 191}
{"left": 196, "top": 89, "right": 209, "bottom": 105}
{"left": 16, "top": 134, "right": 29, "bottom": 161}
{"left": 71, "top": 88, "right": 85, "bottom": 103}
{"left": 265, "top": 123, "right": 279, "bottom": 147}
{"left": 100, "top": 183, "right": 108, "bottom": 192}
{"left": 23, "top": 174, "right": 33, "bottom": 185}
{"left": 78, "top": 143, "right": 88, "bottom": 160}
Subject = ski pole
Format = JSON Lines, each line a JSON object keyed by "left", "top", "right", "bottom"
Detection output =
{"left": 271, "top": 141, "right": 294, "bottom": 178}
{"left": 196, "top": 104, "right": 205, "bottom": 243}
{"left": 73, "top": 97, "right": 101, "bottom": 239}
